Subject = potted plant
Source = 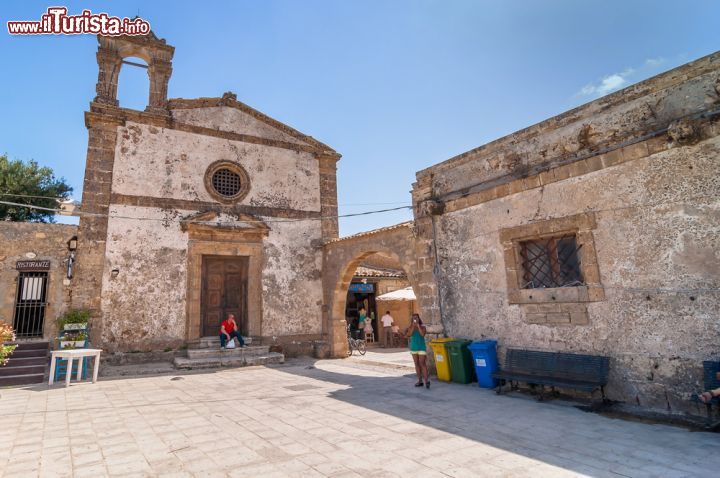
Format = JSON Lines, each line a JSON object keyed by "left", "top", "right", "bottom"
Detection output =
{"left": 57, "top": 310, "right": 90, "bottom": 331}
{"left": 0, "top": 322, "right": 17, "bottom": 366}
{"left": 71, "top": 331, "right": 87, "bottom": 347}
{"left": 60, "top": 331, "right": 87, "bottom": 349}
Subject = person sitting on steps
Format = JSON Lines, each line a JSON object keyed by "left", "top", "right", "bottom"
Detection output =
{"left": 699, "top": 371, "right": 720, "bottom": 403}
{"left": 220, "top": 314, "right": 245, "bottom": 349}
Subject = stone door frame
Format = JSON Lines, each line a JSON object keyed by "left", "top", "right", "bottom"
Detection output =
{"left": 182, "top": 216, "right": 268, "bottom": 343}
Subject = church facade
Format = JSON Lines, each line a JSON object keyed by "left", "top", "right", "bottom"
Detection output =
{"left": 69, "top": 33, "right": 340, "bottom": 352}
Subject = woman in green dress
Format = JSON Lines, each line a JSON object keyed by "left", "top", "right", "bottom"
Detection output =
{"left": 357, "top": 307, "right": 367, "bottom": 339}
{"left": 405, "top": 313, "right": 429, "bottom": 388}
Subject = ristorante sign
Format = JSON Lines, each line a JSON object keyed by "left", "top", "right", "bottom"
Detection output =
{"left": 16, "top": 260, "right": 51, "bottom": 271}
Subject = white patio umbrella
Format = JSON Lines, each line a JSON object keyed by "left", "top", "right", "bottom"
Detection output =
{"left": 376, "top": 286, "right": 416, "bottom": 301}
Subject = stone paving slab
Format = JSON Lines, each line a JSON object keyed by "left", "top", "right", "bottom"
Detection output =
{"left": 0, "top": 357, "right": 718, "bottom": 477}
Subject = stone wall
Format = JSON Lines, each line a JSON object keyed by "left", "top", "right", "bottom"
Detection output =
{"left": 94, "top": 114, "right": 326, "bottom": 352}
{"left": 0, "top": 223, "right": 78, "bottom": 340}
{"left": 412, "top": 51, "right": 720, "bottom": 414}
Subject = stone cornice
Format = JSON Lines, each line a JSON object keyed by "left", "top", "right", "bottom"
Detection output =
{"left": 85, "top": 102, "right": 339, "bottom": 158}
{"left": 110, "top": 193, "right": 321, "bottom": 219}
{"left": 439, "top": 116, "right": 720, "bottom": 215}
{"left": 416, "top": 50, "right": 720, "bottom": 180}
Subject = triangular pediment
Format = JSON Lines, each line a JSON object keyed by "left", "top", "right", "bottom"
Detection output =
{"left": 168, "top": 92, "right": 338, "bottom": 156}
{"left": 180, "top": 210, "right": 270, "bottom": 236}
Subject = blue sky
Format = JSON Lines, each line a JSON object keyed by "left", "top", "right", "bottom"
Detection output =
{"left": 1, "top": 1, "right": 717, "bottom": 235}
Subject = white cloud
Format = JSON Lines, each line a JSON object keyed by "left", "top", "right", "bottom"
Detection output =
{"left": 644, "top": 57, "right": 666, "bottom": 68}
{"left": 578, "top": 68, "right": 634, "bottom": 97}
{"left": 574, "top": 55, "right": 676, "bottom": 102}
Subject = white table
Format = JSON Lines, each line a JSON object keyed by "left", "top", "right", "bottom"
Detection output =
{"left": 48, "top": 349, "right": 102, "bottom": 387}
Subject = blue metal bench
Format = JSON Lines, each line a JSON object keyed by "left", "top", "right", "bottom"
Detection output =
{"left": 492, "top": 348, "right": 610, "bottom": 402}
{"left": 690, "top": 360, "right": 720, "bottom": 430}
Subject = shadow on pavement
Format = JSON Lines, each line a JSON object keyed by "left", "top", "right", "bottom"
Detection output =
{"left": 272, "top": 357, "right": 716, "bottom": 477}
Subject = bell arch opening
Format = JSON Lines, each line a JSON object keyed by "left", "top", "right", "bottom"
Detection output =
{"left": 116, "top": 56, "right": 150, "bottom": 110}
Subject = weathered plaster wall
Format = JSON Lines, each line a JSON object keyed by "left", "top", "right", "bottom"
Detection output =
{"left": 408, "top": 51, "right": 720, "bottom": 414}
{"left": 102, "top": 207, "right": 324, "bottom": 351}
{"left": 102, "top": 205, "right": 189, "bottom": 351}
{"left": 261, "top": 219, "right": 324, "bottom": 338}
{"left": 113, "top": 121, "right": 321, "bottom": 211}
{"left": 96, "top": 108, "right": 325, "bottom": 351}
{"left": 433, "top": 135, "right": 720, "bottom": 411}
{"left": 0, "top": 223, "right": 77, "bottom": 340}
{"left": 171, "top": 106, "right": 308, "bottom": 146}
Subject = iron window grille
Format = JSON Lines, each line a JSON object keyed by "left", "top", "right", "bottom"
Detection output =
{"left": 519, "top": 235, "right": 584, "bottom": 289}
{"left": 13, "top": 271, "right": 49, "bottom": 338}
{"left": 211, "top": 168, "right": 242, "bottom": 197}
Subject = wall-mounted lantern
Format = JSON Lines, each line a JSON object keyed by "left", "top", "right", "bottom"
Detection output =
{"left": 66, "top": 236, "right": 78, "bottom": 279}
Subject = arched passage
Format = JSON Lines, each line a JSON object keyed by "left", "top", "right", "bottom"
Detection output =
{"left": 323, "top": 223, "right": 442, "bottom": 357}
{"left": 333, "top": 250, "right": 420, "bottom": 345}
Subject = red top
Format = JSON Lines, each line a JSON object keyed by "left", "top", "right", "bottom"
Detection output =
{"left": 221, "top": 319, "right": 236, "bottom": 334}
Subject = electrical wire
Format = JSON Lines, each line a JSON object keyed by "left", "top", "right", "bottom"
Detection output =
{"left": 0, "top": 197, "right": 716, "bottom": 294}
{"left": 0, "top": 192, "right": 409, "bottom": 208}
{"left": 0, "top": 193, "right": 73, "bottom": 201}
{"left": 338, "top": 201, "right": 410, "bottom": 206}
{"left": 0, "top": 192, "right": 410, "bottom": 207}
{"left": 0, "top": 199, "right": 411, "bottom": 224}
{"left": 0, "top": 192, "right": 714, "bottom": 228}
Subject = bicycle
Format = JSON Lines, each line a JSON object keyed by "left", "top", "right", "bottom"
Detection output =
{"left": 346, "top": 325, "right": 367, "bottom": 356}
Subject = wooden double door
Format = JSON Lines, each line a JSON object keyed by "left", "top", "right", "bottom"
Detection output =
{"left": 201, "top": 256, "right": 249, "bottom": 337}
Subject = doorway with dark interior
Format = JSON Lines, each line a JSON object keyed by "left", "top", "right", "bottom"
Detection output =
{"left": 345, "top": 282, "right": 377, "bottom": 341}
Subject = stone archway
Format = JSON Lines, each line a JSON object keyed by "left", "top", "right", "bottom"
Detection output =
{"left": 322, "top": 222, "right": 442, "bottom": 357}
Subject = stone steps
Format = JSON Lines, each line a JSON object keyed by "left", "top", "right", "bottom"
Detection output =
{"left": 186, "top": 345, "right": 270, "bottom": 359}
{"left": 174, "top": 352, "right": 284, "bottom": 370}
{"left": 0, "top": 364, "right": 45, "bottom": 376}
{"left": 5, "top": 356, "right": 47, "bottom": 367}
{"left": 0, "top": 341, "right": 48, "bottom": 387}
{"left": 193, "top": 336, "right": 258, "bottom": 349}
{"left": 0, "top": 373, "right": 46, "bottom": 386}
{"left": 179, "top": 338, "right": 283, "bottom": 371}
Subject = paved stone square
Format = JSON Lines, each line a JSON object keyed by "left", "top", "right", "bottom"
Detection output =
{"left": 1, "top": 356, "right": 718, "bottom": 477}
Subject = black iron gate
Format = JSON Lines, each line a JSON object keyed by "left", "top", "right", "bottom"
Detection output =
{"left": 13, "top": 271, "right": 49, "bottom": 338}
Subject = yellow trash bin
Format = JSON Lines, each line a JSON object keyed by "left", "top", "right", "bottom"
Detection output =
{"left": 429, "top": 337, "right": 455, "bottom": 382}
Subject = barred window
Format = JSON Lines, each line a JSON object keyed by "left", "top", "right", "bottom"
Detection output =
{"left": 204, "top": 161, "right": 250, "bottom": 204}
{"left": 211, "top": 168, "right": 242, "bottom": 197}
{"left": 519, "top": 235, "right": 584, "bottom": 289}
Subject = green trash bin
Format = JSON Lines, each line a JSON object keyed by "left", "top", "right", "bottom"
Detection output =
{"left": 446, "top": 339, "right": 475, "bottom": 384}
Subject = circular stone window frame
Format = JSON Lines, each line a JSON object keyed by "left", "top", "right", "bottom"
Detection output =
{"left": 204, "top": 160, "right": 251, "bottom": 204}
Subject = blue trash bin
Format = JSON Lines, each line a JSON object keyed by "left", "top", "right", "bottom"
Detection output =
{"left": 468, "top": 340, "right": 498, "bottom": 388}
